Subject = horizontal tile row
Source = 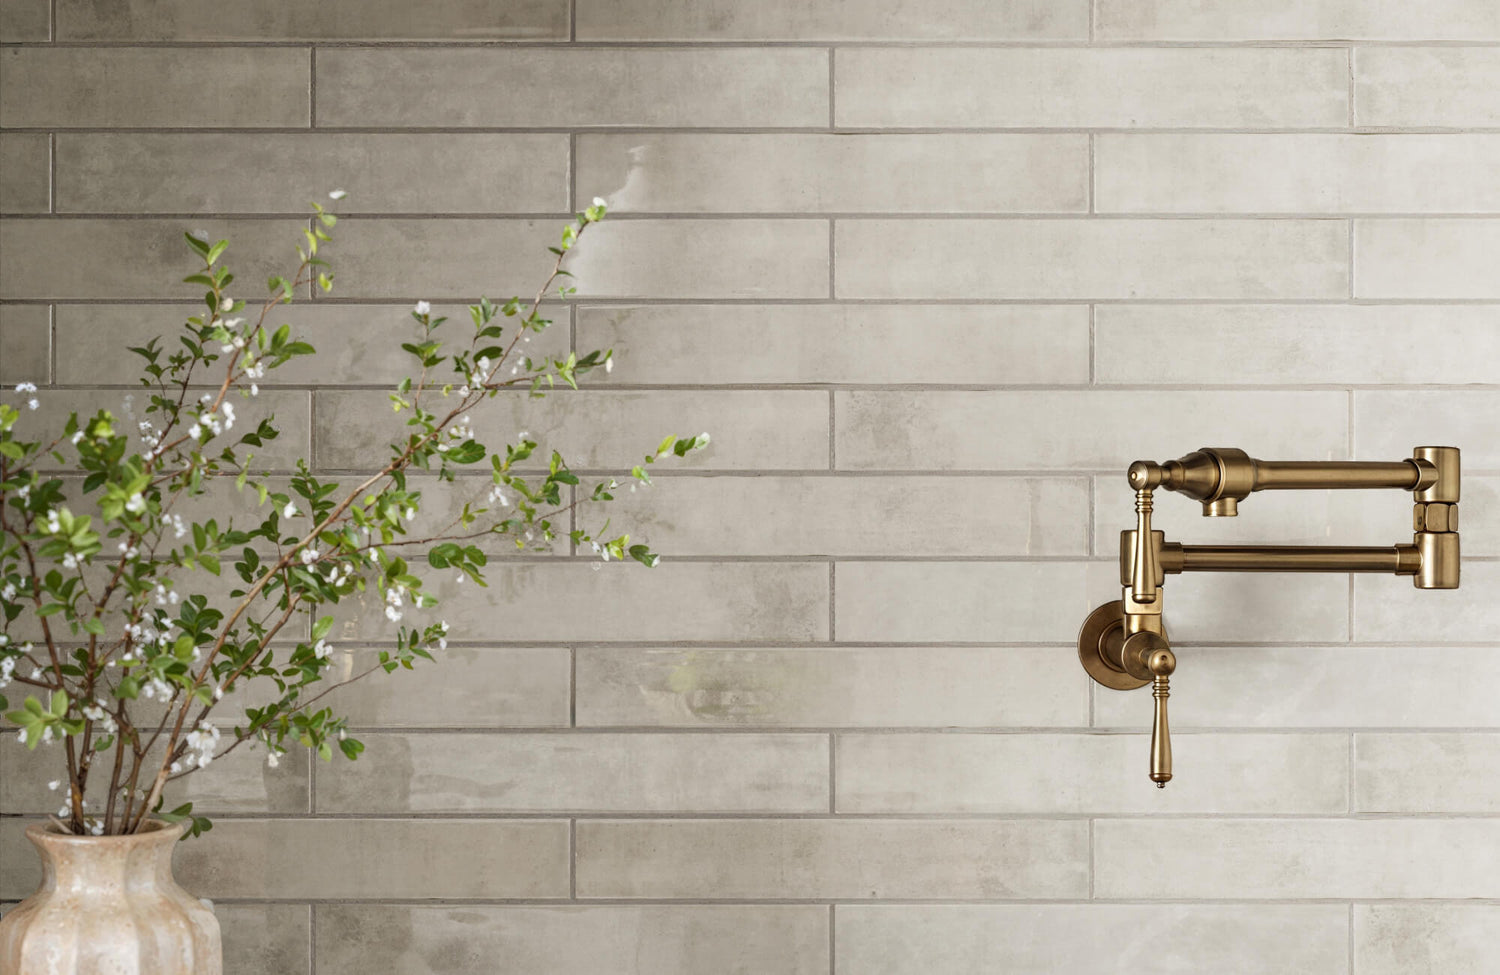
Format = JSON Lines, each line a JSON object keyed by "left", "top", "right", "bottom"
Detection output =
{"left": 20, "top": 217, "right": 1500, "bottom": 300}
{"left": 1099, "top": 0, "right": 1500, "bottom": 41}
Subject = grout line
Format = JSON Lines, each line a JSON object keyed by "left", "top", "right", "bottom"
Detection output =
{"left": 827, "top": 562, "right": 837, "bottom": 642}
{"left": 1087, "top": 303, "right": 1096, "bottom": 385}
{"left": 48, "top": 131, "right": 56, "bottom": 213}
{"left": 1347, "top": 733, "right": 1356, "bottom": 815}
{"left": 1348, "top": 902, "right": 1356, "bottom": 975}
{"left": 24, "top": 124, "right": 1500, "bottom": 136}
{"left": 827, "top": 218, "right": 837, "bottom": 298}
{"left": 1087, "top": 133, "right": 1095, "bottom": 214}
{"left": 828, "top": 47, "right": 837, "bottom": 130}
{"left": 308, "top": 46, "right": 317, "bottom": 127}
{"left": 1348, "top": 218, "right": 1356, "bottom": 299}
{"left": 308, "top": 903, "right": 316, "bottom": 975}
{"left": 827, "top": 390, "right": 836, "bottom": 470}
{"left": 1088, "top": 818, "right": 1096, "bottom": 898}
{"left": 48, "top": 0, "right": 55, "bottom": 42}
{"left": 828, "top": 903, "right": 837, "bottom": 975}
{"left": 568, "top": 132, "right": 578, "bottom": 211}
{"left": 569, "top": 646, "right": 578, "bottom": 728}
{"left": 48, "top": 304, "right": 57, "bottom": 386}
{"left": 569, "top": 818, "right": 578, "bottom": 898}
{"left": 828, "top": 734, "right": 837, "bottom": 813}
{"left": 1348, "top": 47, "right": 1357, "bottom": 128}
{"left": 569, "top": 0, "right": 577, "bottom": 42}
{"left": 20, "top": 38, "right": 1500, "bottom": 49}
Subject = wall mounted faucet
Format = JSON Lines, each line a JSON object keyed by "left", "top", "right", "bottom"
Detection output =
{"left": 1078, "top": 446, "right": 1461, "bottom": 788}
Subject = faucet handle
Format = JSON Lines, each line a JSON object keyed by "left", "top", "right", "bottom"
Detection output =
{"left": 1122, "top": 631, "right": 1176, "bottom": 787}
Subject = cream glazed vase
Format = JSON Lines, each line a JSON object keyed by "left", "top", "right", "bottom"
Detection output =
{"left": 0, "top": 820, "right": 220, "bottom": 975}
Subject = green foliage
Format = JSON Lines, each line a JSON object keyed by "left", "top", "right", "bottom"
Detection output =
{"left": 0, "top": 195, "right": 707, "bottom": 837}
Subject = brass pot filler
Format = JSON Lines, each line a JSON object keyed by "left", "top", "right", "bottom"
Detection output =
{"left": 1078, "top": 446, "right": 1461, "bottom": 788}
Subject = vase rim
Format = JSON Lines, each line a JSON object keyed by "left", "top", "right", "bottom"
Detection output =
{"left": 26, "top": 818, "right": 184, "bottom": 844}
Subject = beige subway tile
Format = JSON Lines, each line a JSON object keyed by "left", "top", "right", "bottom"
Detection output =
{"left": 56, "top": 134, "right": 568, "bottom": 214}
{"left": 177, "top": 819, "right": 567, "bottom": 900}
{"left": 577, "top": 0, "right": 1086, "bottom": 40}
{"left": 21, "top": 388, "right": 309, "bottom": 470}
{"left": 55, "top": 303, "right": 568, "bottom": 387}
{"left": 576, "top": 819, "right": 1088, "bottom": 899}
{"left": 333, "top": 562, "right": 830, "bottom": 643}
{"left": 57, "top": 0, "right": 566, "bottom": 39}
{"left": 837, "top": 904, "right": 1348, "bottom": 975}
{"left": 1098, "top": 134, "right": 1500, "bottom": 213}
{"left": 578, "top": 304, "right": 1090, "bottom": 385}
{"left": 0, "top": 0, "right": 48, "bottom": 40}
{"left": 564, "top": 219, "right": 830, "bottom": 299}
{"left": 1098, "top": 0, "right": 1500, "bottom": 40}
{"left": 316, "top": 904, "right": 828, "bottom": 975}
{"left": 1085, "top": 563, "right": 1351, "bottom": 644}
{"left": 0, "top": 133, "right": 48, "bottom": 213}
{"left": 218, "top": 904, "right": 310, "bottom": 975}
{"left": 1097, "top": 304, "right": 1500, "bottom": 385}
{"left": 1356, "top": 390, "right": 1499, "bottom": 467}
{"left": 1096, "top": 818, "right": 1500, "bottom": 898}
{"left": 334, "top": 218, "right": 830, "bottom": 300}
{"left": 836, "top": 219, "right": 1348, "bottom": 300}
{"left": 315, "top": 388, "right": 828, "bottom": 471}
{"left": 1356, "top": 219, "right": 1500, "bottom": 298}
{"left": 835, "top": 390, "right": 1349, "bottom": 471}
{"left": 0, "top": 219, "right": 308, "bottom": 300}
{"left": 330, "top": 647, "right": 570, "bottom": 728}
{"left": 578, "top": 134, "right": 1088, "bottom": 214}
{"left": 835, "top": 48, "right": 1347, "bottom": 128}
{"left": 0, "top": 304, "right": 48, "bottom": 384}
{"left": 576, "top": 646, "right": 1090, "bottom": 728}
{"left": 0, "top": 48, "right": 309, "bottom": 127}
{"left": 318, "top": 732, "right": 828, "bottom": 813}
{"left": 1357, "top": 733, "right": 1500, "bottom": 812}
{"left": 837, "top": 562, "right": 1091, "bottom": 643}
{"left": 1357, "top": 49, "right": 1500, "bottom": 128}
{"left": 1, "top": 742, "right": 309, "bottom": 815}
{"left": 1095, "top": 646, "right": 1500, "bottom": 729}
{"left": 1356, "top": 561, "right": 1500, "bottom": 642}
{"left": 597, "top": 476, "right": 1090, "bottom": 557}
{"left": 837, "top": 733, "right": 1346, "bottom": 814}
{"left": 317, "top": 48, "right": 828, "bottom": 127}
{"left": 1356, "top": 904, "right": 1500, "bottom": 975}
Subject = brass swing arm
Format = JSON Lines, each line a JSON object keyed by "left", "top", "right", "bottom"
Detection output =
{"left": 1079, "top": 446, "right": 1461, "bottom": 788}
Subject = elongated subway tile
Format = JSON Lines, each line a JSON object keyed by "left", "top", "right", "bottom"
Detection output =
{"left": 1, "top": 741, "right": 310, "bottom": 815}
{"left": 1097, "top": 305, "right": 1500, "bottom": 385}
{"left": 836, "top": 220, "right": 1348, "bottom": 300}
{"left": 23, "top": 389, "right": 310, "bottom": 470}
{"left": 835, "top": 48, "right": 1347, "bottom": 129}
{"left": 1095, "top": 646, "right": 1500, "bottom": 729}
{"left": 316, "top": 48, "right": 828, "bottom": 128}
{"left": 0, "top": 305, "right": 49, "bottom": 385}
{"left": 1099, "top": 473, "right": 1500, "bottom": 556}
{"left": 0, "top": 219, "right": 308, "bottom": 300}
{"left": 577, "top": 134, "right": 1088, "bottom": 214}
{"left": 317, "top": 732, "right": 829, "bottom": 813}
{"left": 1096, "top": 819, "right": 1500, "bottom": 899}
{"left": 1097, "top": 134, "right": 1500, "bottom": 214}
{"left": 55, "top": 303, "right": 568, "bottom": 387}
{"left": 575, "top": 819, "right": 1088, "bottom": 899}
{"left": 1356, "top": 219, "right": 1500, "bottom": 298}
{"left": 329, "top": 648, "right": 570, "bottom": 728}
{"left": 577, "top": 0, "right": 1087, "bottom": 40}
{"left": 834, "top": 390, "right": 1349, "bottom": 471}
{"left": 0, "top": 134, "right": 48, "bottom": 213}
{"left": 836, "top": 562, "right": 1091, "bottom": 643}
{"left": 315, "top": 389, "right": 827, "bottom": 471}
{"left": 316, "top": 904, "right": 828, "bottom": 975}
{"left": 218, "top": 905, "right": 310, "bottom": 975}
{"left": 56, "top": 0, "right": 566, "bottom": 40}
{"left": 1356, "top": 733, "right": 1500, "bottom": 812}
{"left": 333, "top": 218, "right": 829, "bottom": 300}
{"left": 563, "top": 220, "right": 830, "bottom": 299}
{"left": 178, "top": 820, "right": 568, "bottom": 900}
{"left": 837, "top": 733, "right": 1346, "bottom": 814}
{"left": 578, "top": 305, "right": 1090, "bottom": 385}
{"left": 0, "top": 818, "right": 568, "bottom": 901}
{"left": 55, "top": 134, "right": 568, "bottom": 214}
{"left": 0, "top": 48, "right": 309, "bottom": 128}
{"left": 1356, "top": 905, "right": 1500, "bottom": 975}
{"left": 1357, "top": 49, "right": 1500, "bottom": 128}
{"left": 576, "top": 647, "right": 1090, "bottom": 729}
{"left": 333, "top": 562, "right": 830, "bottom": 643}
{"left": 0, "top": 0, "right": 48, "bottom": 40}
{"left": 1084, "top": 563, "right": 1350, "bottom": 644}
{"left": 596, "top": 476, "right": 1090, "bottom": 557}
{"left": 1097, "top": 0, "right": 1500, "bottom": 40}
{"left": 836, "top": 904, "right": 1348, "bottom": 975}
{"left": 1357, "top": 562, "right": 1500, "bottom": 642}
{"left": 1356, "top": 390, "right": 1499, "bottom": 467}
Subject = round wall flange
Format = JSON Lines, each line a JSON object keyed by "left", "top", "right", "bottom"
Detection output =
{"left": 1077, "top": 600, "right": 1151, "bottom": 691}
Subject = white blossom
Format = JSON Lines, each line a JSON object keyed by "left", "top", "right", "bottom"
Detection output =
{"left": 592, "top": 196, "right": 607, "bottom": 208}
{"left": 300, "top": 547, "right": 319, "bottom": 565}
{"left": 14, "top": 382, "right": 37, "bottom": 394}
{"left": 413, "top": 300, "right": 432, "bottom": 316}
{"left": 184, "top": 721, "right": 220, "bottom": 769}
{"left": 125, "top": 492, "right": 146, "bottom": 514}
{"left": 329, "top": 189, "right": 347, "bottom": 201}
{"left": 283, "top": 502, "right": 298, "bottom": 518}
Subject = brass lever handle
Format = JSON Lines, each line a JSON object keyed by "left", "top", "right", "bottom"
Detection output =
{"left": 1131, "top": 487, "right": 1158, "bottom": 604}
{"left": 1122, "top": 631, "right": 1175, "bottom": 787}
